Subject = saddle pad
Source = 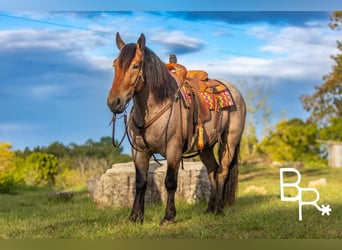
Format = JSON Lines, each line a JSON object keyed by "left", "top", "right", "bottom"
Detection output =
{"left": 200, "top": 88, "right": 234, "bottom": 110}
{"left": 179, "top": 82, "right": 235, "bottom": 110}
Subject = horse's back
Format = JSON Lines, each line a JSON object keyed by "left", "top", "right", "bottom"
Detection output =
{"left": 216, "top": 79, "right": 246, "bottom": 127}
{"left": 217, "top": 80, "right": 245, "bottom": 108}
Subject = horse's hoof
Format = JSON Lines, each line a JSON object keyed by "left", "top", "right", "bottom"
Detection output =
{"left": 160, "top": 218, "right": 176, "bottom": 226}
{"left": 215, "top": 208, "right": 225, "bottom": 216}
{"left": 204, "top": 208, "right": 214, "bottom": 214}
{"left": 128, "top": 215, "right": 144, "bottom": 224}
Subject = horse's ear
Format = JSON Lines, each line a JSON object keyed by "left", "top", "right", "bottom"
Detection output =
{"left": 116, "top": 32, "right": 125, "bottom": 50}
{"left": 137, "top": 33, "right": 145, "bottom": 52}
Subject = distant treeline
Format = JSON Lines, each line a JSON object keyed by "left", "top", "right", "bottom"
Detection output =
{"left": 0, "top": 137, "right": 132, "bottom": 193}
{"left": 16, "top": 136, "right": 132, "bottom": 164}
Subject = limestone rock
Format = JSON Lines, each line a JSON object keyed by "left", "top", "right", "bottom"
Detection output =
{"left": 91, "top": 161, "right": 210, "bottom": 208}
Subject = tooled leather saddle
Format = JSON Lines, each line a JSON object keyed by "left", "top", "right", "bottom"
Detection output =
{"left": 165, "top": 55, "right": 235, "bottom": 152}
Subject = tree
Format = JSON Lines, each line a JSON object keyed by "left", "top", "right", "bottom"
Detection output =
{"left": 259, "top": 118, "right": 326, "bottom": 166}
{"left": 319, "top": 116, "right": 342, "bottom": 141}
{"left": 26, "top": 152, "right": 58, "bottom": 186}
{"left": 238, "top": 79, "right": 273, "bottom": 160}
{"left": 68, "top": 137, "right": 131, "bottom": 164}
{"left": 301, "top": 11, "right": 342, "bottom": 124}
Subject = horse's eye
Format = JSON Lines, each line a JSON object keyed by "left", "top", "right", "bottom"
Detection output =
{"left": 132, "top": 64, "right": 139, "bottom": 69}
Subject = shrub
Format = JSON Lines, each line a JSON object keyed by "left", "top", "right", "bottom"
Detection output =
{"left": 0, "top": 143, "right": 24, "bottom": 193}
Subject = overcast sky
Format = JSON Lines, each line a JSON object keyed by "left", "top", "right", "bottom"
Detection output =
{"left": 0, "top": 10, "right": 340, "bottom": 153}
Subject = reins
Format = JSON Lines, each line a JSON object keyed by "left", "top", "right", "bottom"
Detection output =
{"left": 110, "top": 97, "right": 176, "bottom": 166}
{"left": 109, "top": 112, "right": 128, "bottom": 148}
{"left": 110, "top": 94, "right": 176, "bottom": 148}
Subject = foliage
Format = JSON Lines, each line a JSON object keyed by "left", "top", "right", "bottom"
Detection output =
{"left": 17, "top": 136, "right": 132, "bottom": 166}
{"left": 237, "top": 79, "right": 274, "bottom": 160}
{"left": 258, "top": 118, "right": 326, "bottom": 166}
{"left": 301, "top": 11, "right": 342, "bottom": 125}
{"left": 319, "top": 116, "right": 342, "bottom": 142}
{"left": 67, "top": 137, "right": 132, "bottom": 164}
{"left": 14, "top": 136, "right": 132, "bottom": 188}
{"left": 0, "top": 143, "right": 24, "bottom": 193}
{"left": 26, "top": 152, "right": 58, "bottom": 186}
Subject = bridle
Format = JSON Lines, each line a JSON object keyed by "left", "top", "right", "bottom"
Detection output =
{"left": 110, "top": 53, "right": 145, "bottom": 148}
{"left": 110, "top": 52, "right": 177, "bottom": 154}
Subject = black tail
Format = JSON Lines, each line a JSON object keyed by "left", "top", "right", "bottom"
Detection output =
{"left": 223, "top": 140, "right": 240, "bottom": 206}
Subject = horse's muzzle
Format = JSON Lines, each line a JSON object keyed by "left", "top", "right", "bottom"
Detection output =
{"left": 107, "top": 96, "right": 126, "bottom": 114}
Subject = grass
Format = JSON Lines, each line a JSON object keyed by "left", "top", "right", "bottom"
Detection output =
{"left": 0, "top": 165, "right": 341, "bottom": 239}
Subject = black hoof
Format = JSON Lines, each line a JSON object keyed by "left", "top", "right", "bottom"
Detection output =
{"left": 215, "top": 208, "right": 224, "bottom": 215}
{"left": 204, "top": 207, "right": 215, "bottom": 214}
{"left": 128, "top": 214, "right": 144, "bottom": 224}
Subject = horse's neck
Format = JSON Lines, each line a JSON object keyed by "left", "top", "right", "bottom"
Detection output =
{"left": 132, "top": 87, "right": 166, "bottom": 126}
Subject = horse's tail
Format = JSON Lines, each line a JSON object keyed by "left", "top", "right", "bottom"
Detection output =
{"left": 223, "top": 140, "right": 240, "bottom": 206}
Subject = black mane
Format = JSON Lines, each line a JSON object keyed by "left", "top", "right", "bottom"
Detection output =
{"left": 118, "top": 44, "right": 178, "bottom": 103}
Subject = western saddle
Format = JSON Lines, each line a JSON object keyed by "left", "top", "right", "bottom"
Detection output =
{"left": 166, "top": 54, "right": 231, "bottom": 152}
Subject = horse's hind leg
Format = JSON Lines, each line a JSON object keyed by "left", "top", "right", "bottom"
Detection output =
{"left": 215, "top": 130, "right": 241, "bottom": 214}
{"left": 129, "top": 151, "right": 151, "bottom": 223}
{"left": 199, "top": 147, "right": 219, "bottom": 213}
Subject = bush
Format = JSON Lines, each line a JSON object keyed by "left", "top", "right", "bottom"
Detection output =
{"left": 0, "top": 174, "right": 18, "bottom": 193}
{"left": 26, "top": 152, "right": 58, "bottom": 186}
{"left": 0, "top": 143, "right": 24, "bottom": 193}
{"left": 258, "top": 118, "right": 327, "bottom": 166}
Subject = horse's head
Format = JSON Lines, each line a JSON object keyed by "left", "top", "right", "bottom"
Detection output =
{"left": 107, "top": 32, "right": 146, "bottom": 114}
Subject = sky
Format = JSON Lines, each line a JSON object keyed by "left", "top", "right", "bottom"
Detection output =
{"left": 0, "top": 9, "right": 341, "bottom": 154}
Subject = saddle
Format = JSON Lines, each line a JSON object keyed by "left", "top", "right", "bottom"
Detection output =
{"left": 165, "top": 62, "right": 234, "bottom": 151}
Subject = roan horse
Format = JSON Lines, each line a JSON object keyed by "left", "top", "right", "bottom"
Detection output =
{"left": 107, "top": 33, "right": 246, "bottom": 224}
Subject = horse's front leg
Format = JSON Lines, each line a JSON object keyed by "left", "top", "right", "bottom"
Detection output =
{"left": 129, "top": 151, "right": 151, "bottom": 223}
{"left": 161, "top": 153, "right": 181, "bottom": 225}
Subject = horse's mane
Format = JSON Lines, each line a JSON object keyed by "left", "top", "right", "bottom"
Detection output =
{"left": 118, "top": 43, "right": 178, "bottom": 103}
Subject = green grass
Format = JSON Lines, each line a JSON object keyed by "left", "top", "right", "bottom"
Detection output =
{"left": 0, "top": 165, "right": 341, "bottom": 239}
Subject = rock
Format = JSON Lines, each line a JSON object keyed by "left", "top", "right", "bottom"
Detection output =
{"left": 244, "top": 185, "right": 267, "bottom": 195}
{"left": 90, "top": 161, "right": 210, "bottom": 208}
{"left": 87, "top": 177, "right": 100, "bottom": 199}
{"left": 308, "top": 178, "right": 327, "bottom": 188}
{"left": 48, "top": 191, "right": 74, "bottom": 201}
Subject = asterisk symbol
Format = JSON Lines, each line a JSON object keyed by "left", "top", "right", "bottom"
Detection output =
{"left": 321, "top": 204, "right": 332, "bottom": 216}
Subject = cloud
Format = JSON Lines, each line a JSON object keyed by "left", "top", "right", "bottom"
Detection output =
{"left": 0, "top": 28, "right": 112, "bottom": 100}
{"left": 0, "top": 28, "right": 109, "bottom": 50}
{"left": 167, "top": 11, "right": 331, "bottom": 27}
{"left": 150, "top": 29, "right": 205, "bottom": 54}
{"left": 182, "top": 22, "right": 339, "bottom": 85}
{"left": 249, "top": 25, "right": 337, "bottom": 53}
{"left": 199, "top": 56, "right": 324, "bottom": 82}
{"left": 29, "top": 84, "right": 67, "bottom": 99}
{"left": 0, "top": 122, "right": 39, "bottom": 133}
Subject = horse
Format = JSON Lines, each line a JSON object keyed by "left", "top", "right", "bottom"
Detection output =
{"left": 107, "top": 32, "right": 246, "bottom": 225}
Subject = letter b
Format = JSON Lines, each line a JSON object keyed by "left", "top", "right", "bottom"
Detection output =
{"left": 280, "top": 168, "right": 301, "bottom": 202}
